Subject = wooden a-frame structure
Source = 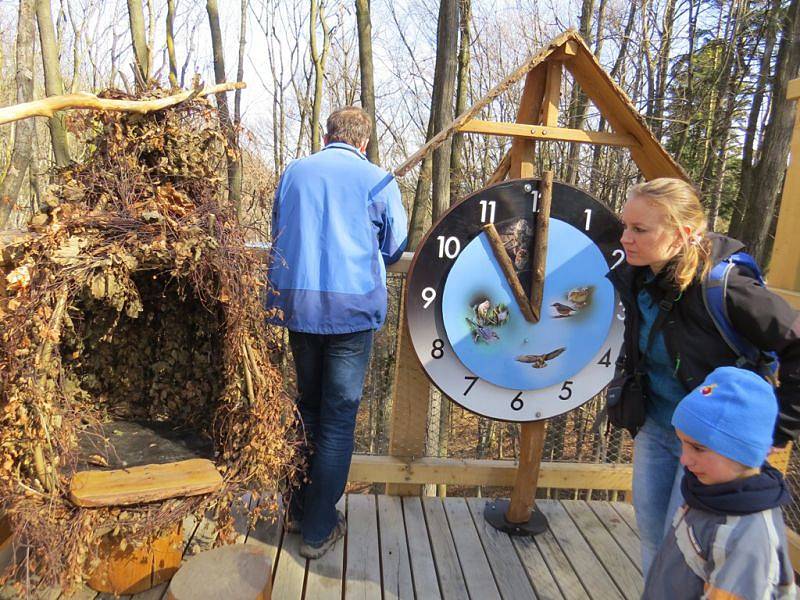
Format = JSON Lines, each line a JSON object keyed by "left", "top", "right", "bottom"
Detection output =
{"left": 386, "top": 31, "right": 689, "bottom": 522}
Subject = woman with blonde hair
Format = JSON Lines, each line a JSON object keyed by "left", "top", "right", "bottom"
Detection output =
{"left": 606, "top": 177, "right": 800, "bottom": 576}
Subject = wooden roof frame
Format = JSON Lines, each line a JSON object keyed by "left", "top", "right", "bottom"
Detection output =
{"left": 394, "top": 29, "right": 689, "bottom": 183}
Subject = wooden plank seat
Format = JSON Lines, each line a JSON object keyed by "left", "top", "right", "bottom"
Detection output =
{"left": 70, "top": 458, "right": 223, "bottom": 507}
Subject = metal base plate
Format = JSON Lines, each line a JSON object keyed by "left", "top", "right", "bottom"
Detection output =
{"left": 483, "top": 498, "right": 548, "bottom": 536}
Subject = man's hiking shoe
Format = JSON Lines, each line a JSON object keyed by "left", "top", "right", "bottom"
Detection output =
{"left": 284, "top": 517, "right": 302, "bottom": 534}
{"left": 299, "top": 511, "right": 346, "bottom": 559}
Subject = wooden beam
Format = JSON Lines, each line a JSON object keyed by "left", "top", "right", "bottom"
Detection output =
{"left": 486, "top": 151, "right": 512, "bottom": 186}
{"left": 563, "top": 39, "right": 688, "bottom": 181}
{"left": 539, "top": 62, "right": 562, "bottom": 127}
{"left": 348, "top": 455, "right": 634, "bottom": 490}
{"left": 787, "top": 528, "right": 800, "bottom": 575}
{"left": 788, "top": 78, "right": 800, "bottom": 101}
{"left": 509, "top": 65, "right": 547, "bottom": 179}
{"left": 385, "top": 285, "right": 431, "bottom": 496}
{"left": 767, "top": 100, "right": 800, "bottom": 292}
{"left": 458, "top": 120, "right": 638, "bottom": 147}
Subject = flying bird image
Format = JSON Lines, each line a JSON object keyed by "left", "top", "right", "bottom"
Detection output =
{"left": 515, "top": 347, "right": 566, "bottom": 368}
{"left": 466, "top": 317, "right": 500, "bottom": 344}
{"left": 551, "top": 302, "right": 577, "bottom": 318}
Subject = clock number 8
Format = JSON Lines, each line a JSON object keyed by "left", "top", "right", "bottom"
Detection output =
{"left": 511, "top": 392, "right": 524, "bottom": 411}
{"left": 431, "top": 339, "right": 445, "bottom": 359}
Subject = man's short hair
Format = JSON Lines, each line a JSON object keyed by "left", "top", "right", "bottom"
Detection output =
{"left": 326, "top": 106, "right": 372, "bottom": 148}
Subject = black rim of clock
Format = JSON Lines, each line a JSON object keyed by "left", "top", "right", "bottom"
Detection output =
{"left": 404, "top": 177, "right": 625, "bottom": 423}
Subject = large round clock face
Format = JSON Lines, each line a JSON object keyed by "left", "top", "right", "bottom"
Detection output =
{"left": 406, "top": 178, "right": 626, "bottom": 422}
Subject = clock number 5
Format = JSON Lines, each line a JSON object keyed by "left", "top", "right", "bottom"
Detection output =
{"left": 511, "top": 392, "right": 524, "bottom": 411}
{"left": 559, "top": 381, "right": 574, "bottom": 400}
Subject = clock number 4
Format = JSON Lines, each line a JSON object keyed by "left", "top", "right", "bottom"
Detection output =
{"left": 559, "top": 381, "right": 573, "bottom": 401}
{"left": 436, "top": 236, "right": 461, "bottom": 259}
{"left": 598, "top": 348, "right": 612, "bottom": 367}
{"left": 511, "top": 392, "right": 524, "bottom": 411}
{"left": 479, "top": 200, "right": 496, "bottom": 224}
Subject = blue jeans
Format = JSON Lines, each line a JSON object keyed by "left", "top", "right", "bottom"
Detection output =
{"left": 288, "top": 329, "right": 373, "bottom": 545}
{"left": 632, "top": 417, "right": 684, "bottom": 577}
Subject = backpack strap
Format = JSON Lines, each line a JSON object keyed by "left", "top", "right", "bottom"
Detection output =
{"left": 701, "top": 252, "right": 778, "bottom": 376}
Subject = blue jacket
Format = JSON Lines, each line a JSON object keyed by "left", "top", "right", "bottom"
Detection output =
{"left": 266, "top": 142, "right": 408, "bottom": 334}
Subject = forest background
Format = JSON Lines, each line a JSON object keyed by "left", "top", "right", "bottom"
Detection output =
{"left": 0, "top": 0, "right": 799, "bottom": 501}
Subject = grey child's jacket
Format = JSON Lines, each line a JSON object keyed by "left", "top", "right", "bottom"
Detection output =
{"left": 643, "top": 500, "right": 795, "bottom": 599}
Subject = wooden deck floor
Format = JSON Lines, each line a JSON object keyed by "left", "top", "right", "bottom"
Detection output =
{"left": 26, "top": 496, "right": 643, "bottom": 600}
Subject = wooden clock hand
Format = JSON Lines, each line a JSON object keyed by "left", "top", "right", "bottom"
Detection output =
{"left": 481, "top": 171, "right": 553, "bottom": 324}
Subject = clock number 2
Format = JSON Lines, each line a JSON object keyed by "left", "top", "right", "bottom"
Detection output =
{"left": 611, "top": 249, "right": 626, "bottom": 270}
{"left": 431, "top": 339, "right": 445, "bottom": 359}
{"left": 511, "top": 392, "right": 524, "bottom": 411}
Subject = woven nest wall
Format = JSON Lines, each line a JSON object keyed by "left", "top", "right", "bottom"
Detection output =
{"left": 0, "top": 91, "right": 300, "bottom": 591}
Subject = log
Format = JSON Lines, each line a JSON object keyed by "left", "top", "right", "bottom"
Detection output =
{"left": 70, "top": 458, "right": 223, "bottom": 507}
{"left": 166, "top": 544, "right": 272, "bottom": 600}
{"left": 0, "top": 82, "right": 246, "bottom": 125}
{"left": 88, "top": 522, "right": 183, "bottom": 595}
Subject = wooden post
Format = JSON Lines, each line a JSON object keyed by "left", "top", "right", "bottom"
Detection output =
{"left": 508, "top": 65, "right": 548, "bottom": 179}
{"left": 529, "top": 172, "right": 553, "bottom": 321}
{"left": 506, "top": 421, "right": 547, "bottom": 523}
{"left": 386, "top": 283, "right": 431, "bottom": 496}
{"left": 482, "top": 223, "right": 537, "bottom": 323}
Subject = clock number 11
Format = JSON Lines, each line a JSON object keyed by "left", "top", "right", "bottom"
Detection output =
{"left": 479, "top": 200, "right": 496, "bottom": 223}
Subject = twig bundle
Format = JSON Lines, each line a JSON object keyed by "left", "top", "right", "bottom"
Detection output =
{"left": 0, "top": 89, "right": 299, "bottom": 592}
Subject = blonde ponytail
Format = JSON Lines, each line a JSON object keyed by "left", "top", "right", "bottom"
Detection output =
{"left": 627, "top": 178, "right": 712, "bottom": 291}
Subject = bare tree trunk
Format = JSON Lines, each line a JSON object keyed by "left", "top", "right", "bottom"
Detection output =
{"left": 407, "top": 118, "right": 435, "bottom": 251}
{"left": 206, "top": 0, "right": 242, "bottom": 215}
{"left": 355, "top": 0, "right": 379, "bottom": 164}
{"left": 449, "top": 0, "right": 471, "bottom": 204}
{"left": 651, "top": 0, "right": 677, "bottom": 140}
{"left": 126, "top": 0, "right": 149, "bottom": 85}
{"left": 166, "top": 0, "right": 178, "bottom": 87}
{"left": 309, "top": 0, "right": 331, "bottom": 153}
{"left": 35, "top": 0, "right": 70, "bottom": 167}
{"left": 730, "top": 0, "right": 782, "bottom": 239}
{"left": 565, "top": 0, "right": 594, "bottom": 185}
{"left": 235, "top": 0, "right": 247, "bottom": 126}
{"left": 430, "top": 0, "right": 459, "bottom": 220}
{"left": 740, "top": 0, "right": 800, "bottom": 263}
{"left": 1, "top": 0, "right": 36, "bottom": 228}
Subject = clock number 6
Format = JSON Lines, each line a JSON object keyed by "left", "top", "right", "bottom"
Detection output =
{"left": 431, "top": 339, "right": 445, "bottom": 359}
{"left": 511, "top": 392, "right": 524, "bottom": 411}
{"left": 559, "top": 381, "right": 574, "bottom": 400}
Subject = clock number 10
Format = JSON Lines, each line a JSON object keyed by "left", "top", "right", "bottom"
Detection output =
{"left": 436, "top": 236, "right": 461, "bottom": 259}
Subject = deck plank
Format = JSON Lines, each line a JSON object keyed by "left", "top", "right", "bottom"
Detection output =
{"left": 401, "top": 498, "right": 441, "bottom": 600}
{"left": 59, "top": 585, "right": 100, "bottom": 599}
{"left": 129, "top": 582, "right": 168, "bottom": 600}
{"left": 588, "top": 502, "right": 642, "bottom": 572}
{"left": 271, "top": 524, "right": 307, "bottom": 600}
{"left": 377, "top": 495, "right": 414, "bottom": 600}
{"left": 537, "top": 500, "right": 623, "bottom": 600}
{"left": 610, "top": 502, "right": 638, "bottom": 537}
{"left": 443, "top": 498, "right": 501, "bottom": 600}
{"left": 244, "top": 495, "right": 283, "bottom": 578}
{"left": 345, "top": 494, "right": 381, "bottom": 600}
{"left": 561, "top": 500, "right": 642, "bottom": 599}
{"left": 305, "top": 496, "right": 346, "bottom": 600}
{"left": 422, "top": 497, "right": 468, "bottom": 600}
{"left": 531, "top": 530, "right": 589, "bottom": 600}
{"left": 511, "top": 533, "right": 566, "bottom": 600}
{"left": 464, "top": 498, "right": 532, "bottom": 600}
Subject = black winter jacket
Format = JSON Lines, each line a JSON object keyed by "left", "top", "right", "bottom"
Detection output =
{"left": 607, "top": 234, "right": 800, "bottom": 446}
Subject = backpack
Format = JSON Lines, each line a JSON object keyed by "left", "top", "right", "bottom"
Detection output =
{"left": 701, "top": 252, "right": 779, "bottom": 379}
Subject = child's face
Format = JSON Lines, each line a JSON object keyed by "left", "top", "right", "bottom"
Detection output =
{"left": 676, "top": 429, "right": 756, "bottom": 485}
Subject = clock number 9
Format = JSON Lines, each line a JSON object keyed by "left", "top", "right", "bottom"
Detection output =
{"left": 511, "top": 392, "right": 524, "bottom": 411}
{"left": 436, "top": 236, "right": 461, "bottom": 259}
{"left": 431, "top": 339, "right": 445, "bottom": 359}
{"left": 421, "top": 287, "right": 437, "bottom": 308}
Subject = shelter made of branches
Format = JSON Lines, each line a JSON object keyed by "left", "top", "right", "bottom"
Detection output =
{"left": 0, "top": 90, "right": 299, "bottom": 591}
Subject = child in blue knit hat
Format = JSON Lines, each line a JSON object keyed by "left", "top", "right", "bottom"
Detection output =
{"left": 643, "top": 366, "right": 796, "bottom": 599}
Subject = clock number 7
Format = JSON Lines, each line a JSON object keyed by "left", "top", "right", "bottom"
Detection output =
{"left": 463, "top": 376, "right": 479, "bottom": 396}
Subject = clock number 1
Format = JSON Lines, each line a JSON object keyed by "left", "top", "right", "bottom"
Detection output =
{"left": 511, "top": 392, "right": 524, "bottom": 411}
{"left": 479, "top": 200, "right": 496, "bottom": 223}
{"left": 584, "top": 209, "right": 592, "bottom": 231}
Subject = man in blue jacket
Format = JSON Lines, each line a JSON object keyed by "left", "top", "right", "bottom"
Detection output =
{"left": 267, "top": 106, "right": 407, "bottom": 559}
